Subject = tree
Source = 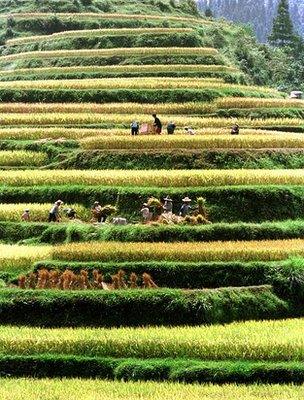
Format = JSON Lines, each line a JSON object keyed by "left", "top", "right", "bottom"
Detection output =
{"left": 205, "top": 7, "right": 213, "bottom": 18}
{"left": 268, "top": 0, "right": 296, "bottom": 47}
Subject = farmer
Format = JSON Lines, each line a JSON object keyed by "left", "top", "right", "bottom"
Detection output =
{"left": 140, "top": 202, "right": 151, "bottom": 223}
{"left": 179, "top": 197, "right": 192, "bottom": 217}
{"left": 130, "top": 120, "right": 139, "bottom": 136}
{"left": 66, "top": 208, "right": 77, "bottom": 220}
{"left": 167, "top": 121, "right": 176, "bottom": 135}
{"left": 231, "top": 123, "right": 240, "bottom": 135}
{"left": 152, "top": 114, "right": 162, "bottom": 134}
{"left": 91, "top": 201, "right": 103, "bottom": 223}
{"left": 163, "top": 196, "right": 173, "bottom": 213}
{"left": 185, "top": 127, "right": 195, "bottom": 135}
{"left": 48, "top": 200, "right": 63, "bottom": 222}
{"left": 21, "top": 209, "right": 30, "bottom": 222}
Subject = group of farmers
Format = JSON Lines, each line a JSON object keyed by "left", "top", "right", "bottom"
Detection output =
{"left": 130, "top": 114, "right": 240, "bottom": 136}
{"left": 21, "top": 200, "right": 108, "bottom": 223}
{"left": 131, "top": 114, "right": 196, "bottom": 136}
{"left": 140, "top": 195, "right": 192, "bottom": 224}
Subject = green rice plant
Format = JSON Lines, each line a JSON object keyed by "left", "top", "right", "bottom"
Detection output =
{"left": 52, "top": 239, "right": 304, "bottom": 262}
{"left": 0, "top": 150, "right": 47, "bottom": 166}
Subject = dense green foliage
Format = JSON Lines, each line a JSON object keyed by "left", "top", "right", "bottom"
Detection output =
{"left": 3, "top": 219, "right": 304, "bottom": 245}
{"left": 0, "top": 355, "right": 304, "bottom": 384}
{"left": 0, "top": 286, "right": 286, "bottom": 327}
{"left": 64, "top": 149, "right": 304, "bottom": 170}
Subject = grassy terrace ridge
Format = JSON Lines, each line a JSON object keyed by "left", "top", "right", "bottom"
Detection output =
{"left": 80, "top": 134, "right": 304, "bottom": 150}
{"left": 0, "top": 286, "right": 286, "bottom": 327}
{"left": 0, "top": 318, "right": 302, "bottom": 360}
{"left": 0, "top": 12, "right": 214, "bottom": 23}
{"left": 4, "top": 218, "right": 304, "bottom": 242}
{"left": 0, "top": 64, "right": 240, "bottom": 79}
{"left": 1, "top": 169, "right": 304, "bottom": 187}
{"left": 6, "top": 28, "right": 194, "bottom": 46}
{"left": 0, "top": 47, "right": 219, "bottom": 63}
{"left": 0, "top": 379, "right": 303, "bottom": 400}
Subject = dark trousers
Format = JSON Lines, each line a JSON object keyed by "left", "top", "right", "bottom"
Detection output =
{"left": 48, "top": 213, "right": 57, "bottom": 222}
{"left": 131, "top": 128, "right": 139, "bottom": 135}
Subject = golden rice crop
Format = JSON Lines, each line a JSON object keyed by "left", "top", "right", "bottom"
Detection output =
{"left": 1, "top": 169, "right": 304, "bottom": 187}
{"left": 0, "top": 244, "right": 51, "bottom": 272}
{"left": 0, "top": 318, "right": 303, "bottom": 360}
{"left": 0, "top": 150, "right": 47, "bottom": 166}
{"left": 0, "top": 77, "right": 241, "bottom": 90}
{"left": 0, "top": 114, "right": 295, "bottom": 128}
{"left": 0, "top": 203, "right": 90, "bottom": 222}
{"left": 81, "top": 134, "right": 304, "bottom": 150}
{"left": 0, "top": 102, "right": 216, "bottom": 115}
{"left": 53, "top": 239, "right": 304, "bottom": 262}
{"left": 7, "top": 28, "right": 194, "bottom": 46}
{"left": 0, "top": 78, "right": 279, "bottom": 95}
{"left": 216, "top": 97, "right": 304, "bottom": 109}
{"left": 0, "top": 47, "right": 219, "bottom": 63}
{"left": 1, "top": 379, "right": 301, "bottom": 400}
{"left": 0, "top": 64, "right": 239, "bottom": 78}
{"left": 0, "top": 127, "right": 283, "bottom": 140}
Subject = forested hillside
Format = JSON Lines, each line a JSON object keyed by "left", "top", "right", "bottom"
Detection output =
{"left": 197, "top": 0, "right": 304, "bottom": 42}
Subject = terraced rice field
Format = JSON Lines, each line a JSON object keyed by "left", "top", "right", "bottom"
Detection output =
{"left": 0, "top": 5, "right": 303, "bottom": 397}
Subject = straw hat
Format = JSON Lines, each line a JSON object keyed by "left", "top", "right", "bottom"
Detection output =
{"left": 182, "top": 197, "right": 191, "bottom": 202}
{"left": 163, "top": 196, "right": 173, "bottom": 202}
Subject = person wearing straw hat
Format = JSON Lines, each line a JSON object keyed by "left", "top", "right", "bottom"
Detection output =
{"left": 163, "top": 196, "right": 173, "bottom": 213}
{"left": 21, "top": 209, "right": 30, "bottom": 222}
{"left": 140, "top": 202, "right": 151, "bottom": 223}
{"left": 91, "top": 201, "right": 102, "bottom": 223}
{"left": 48, "top": 200, "right": 64, "bottom": 222}
{"left": 179, "top": 196, "right": 192, "bottom": 217}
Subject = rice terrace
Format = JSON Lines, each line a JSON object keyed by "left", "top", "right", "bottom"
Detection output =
{"left": 0, "top": 0, "right": 303, "bottom": 398}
